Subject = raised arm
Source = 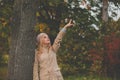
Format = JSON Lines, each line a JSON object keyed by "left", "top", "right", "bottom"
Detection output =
{"left": 33, "top": 50, "right": 39, "bottom": 80}
{"left": 52, "top": 19, "right": 74, "bottom": 53}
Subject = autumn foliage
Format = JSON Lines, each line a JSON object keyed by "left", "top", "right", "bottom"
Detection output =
{"left": 104, "top": 33, "right": 120, "bottom": 65}
{"left": 88, "top": 19, "right": 120, "bottom": 78}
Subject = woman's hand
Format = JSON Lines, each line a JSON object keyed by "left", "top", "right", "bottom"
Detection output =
{"left": 64, "top": 19, "right": 74, "bottom": 28}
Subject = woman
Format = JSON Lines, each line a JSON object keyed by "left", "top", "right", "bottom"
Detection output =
{"left": 33, "top": 20, "right": 74, "bottom": 80}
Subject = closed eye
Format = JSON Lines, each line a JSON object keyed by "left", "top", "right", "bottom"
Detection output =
{"left": 43, "top": 35, "right": 49, "bottom": 39}
{"left": 43, "top": 36, "right": 47, "bottom": 38}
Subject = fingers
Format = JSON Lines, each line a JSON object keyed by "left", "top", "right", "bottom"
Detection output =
{"left": 69, "top": 19, "right": 73, "bottom": 24}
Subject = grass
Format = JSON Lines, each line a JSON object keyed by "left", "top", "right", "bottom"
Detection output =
{"left": 0, "top": 66, "right": 113, "bottom": 80}
{"left": 64, "top": 74, "right": 112, "bottom": 80}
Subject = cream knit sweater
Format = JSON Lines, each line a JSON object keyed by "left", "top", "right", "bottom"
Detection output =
{"left": 33, "top": 28, "right": 66, "bottom": 80}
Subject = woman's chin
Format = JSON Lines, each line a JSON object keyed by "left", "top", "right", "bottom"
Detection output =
{"left": 44, "top": 42, "right": 50, "bottom": 45}
{"left": 47, "top": 41, "right": 51, "bottom": 44}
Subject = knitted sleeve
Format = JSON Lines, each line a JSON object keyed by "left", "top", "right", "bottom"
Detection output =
{"left": 52, "top": 27, "right": 66, "bottom": 53}
{"left": 33, "top": 50, "right": 39, "bottom": 80}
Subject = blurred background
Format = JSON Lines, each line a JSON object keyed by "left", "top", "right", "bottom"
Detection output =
{"left": 0, "top": 0, "right": 120, "bottom": 80}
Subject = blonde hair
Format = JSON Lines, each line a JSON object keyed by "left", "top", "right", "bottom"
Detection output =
{"left": 36, "top": 33, "right": 51, "bottom": 54}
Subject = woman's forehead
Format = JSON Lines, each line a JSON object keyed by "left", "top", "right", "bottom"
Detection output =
{"left": 42, "top": 33, "right": 48, "bottom": 37}
{"left": 37, "top": 33, "right": 47, "bottom": 40}
{"left": 40, "top": 34, "right": 49, "bottom": 39}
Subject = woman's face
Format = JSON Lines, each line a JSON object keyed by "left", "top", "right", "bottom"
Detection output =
{"left": 41, "top": 34, "right": 50, "bottom": 45}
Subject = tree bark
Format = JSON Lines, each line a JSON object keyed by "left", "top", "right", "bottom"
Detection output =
{"left": 8, "top": 0, "right": 37, "bottom": 80}
{"left": 102, "top": 0, "right": 108, "bottom": 22}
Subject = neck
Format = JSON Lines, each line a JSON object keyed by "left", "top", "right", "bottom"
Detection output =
{"left": 38, "top": 44, "right": 50, "bottom": 53}
{"left": 43, "top": 44, "right": 50, "bottom": 48}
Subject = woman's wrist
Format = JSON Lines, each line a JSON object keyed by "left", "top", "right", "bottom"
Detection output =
{"left": 64, "top": 25, "right": 68, "bottom": 28}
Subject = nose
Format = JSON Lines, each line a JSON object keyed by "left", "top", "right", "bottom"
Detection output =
{"left": 47, "top": 38, "right": 50, "bottom": 41}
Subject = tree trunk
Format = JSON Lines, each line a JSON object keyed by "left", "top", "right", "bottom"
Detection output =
{"left": 102, "top": 0, "right": 108, "bottom": 22}
{"left": 8, "top": 0, "right": 37, "bottom": 80}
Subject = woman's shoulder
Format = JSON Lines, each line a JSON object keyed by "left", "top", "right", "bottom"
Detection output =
{"left": 49, "top": 46, "right": 57, "bottom": 54}
{"left": 34, "top": 49, "right": 42, "bottom": 57}
{"left": 35, "top": 49, "right": 39, "bottom": 55}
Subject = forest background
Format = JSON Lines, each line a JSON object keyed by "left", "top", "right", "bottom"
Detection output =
{"left": 0, "top": 0, "right": 120, "bottom": 80}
